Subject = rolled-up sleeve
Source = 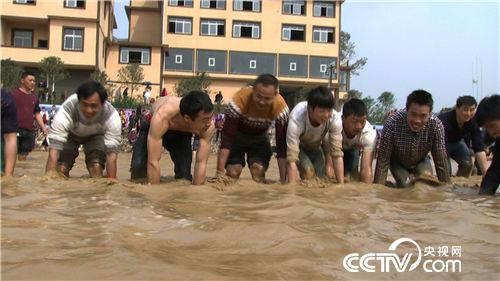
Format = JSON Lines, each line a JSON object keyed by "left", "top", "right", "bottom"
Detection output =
{"left": 48, "top": 105, "right": 74, "bottom": 151}
{"left": 327, "top": 113, "right": 343, "bottom": 158}
{"left": 103, "top": 110, "right": 122, "bottom": 153}
{"left": 432, "top": 120, "right": 451, "bottom": 183}
{"left": 286, "top": 114, "right": 303, "bottom": 162}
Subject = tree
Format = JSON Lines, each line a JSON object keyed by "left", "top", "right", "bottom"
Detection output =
{"left": 174, "top": 72, "right": 211, "bottom": 97}
{"left": 371, "top": 91, "right": 396, "bottom": 124}
{"left": 347, "top": 89, "right": 363, "bottom": 99}
{"left": 117, "top": 63, "right": 144, "bottom": 97}
{"left": 340, "top": 31, "right": 368, "bottom": 76}
{"left": 39, "top": 56, "right": 69, "bottom": 93}
{"left": 1, "top": 59, "right": 24, "bottom": 90}
{"left": 89, "top": 69, "right": 109, "bottom": 85}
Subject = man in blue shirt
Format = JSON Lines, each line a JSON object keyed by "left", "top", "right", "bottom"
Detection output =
{"left": 438, "top": 96, "right": 488, "bottom": 177}
{"left": 475, "top": 95, "right": 500, "bottom": 195}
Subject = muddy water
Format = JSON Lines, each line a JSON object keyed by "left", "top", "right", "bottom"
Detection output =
{"left": 2, "top": 151, "right": 499, "bottom": 280}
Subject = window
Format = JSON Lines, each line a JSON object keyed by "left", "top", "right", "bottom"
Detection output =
{"left": 12, "top": 29, "right": 33, "bottom": 48}
{"left": 120, "top": 47, "right": 150, "bottom": 64}
{"left": 282, "top": 25, "right": 305, "bottom": 41}
{"left": 201, "top": 0, "right": 225, "bottom": 9}
{"left": 320, "top": 64, "right": 327, "bottom": 73}
{"left": 38, "top": 39, "right": 48, "bottom": 48}
{"left": 13, "top": 0, "right": 35, "bottom": 4}
{"left": 313, "top": 1, "right": 335, "bottom": 17}
{"left": 208, "top": 57, "right": 215, "bottom": 67}
{"left": 200, "top": 19, "right": 225, "bottom": 36}
{"left": 289, "top": 62, "right": 296, "bottom": 71}
{"left": 313, "top": 26, "right": 334, "bottom": 43}
{"left": 63, "top": 27, "right": 83, "bottom": 51}
{"left": 249, "top": 60, "right": 256, "bottom": 69}
{"left": 234, "top": 0, "right": 260, "bottom": 12}
{"left": 233, "top": 21, "right": 260, "bottom": 38}
{"left": 168, "top": 0, "right": 193, "bottom": 7}
{"left": 283, "top": 1, "right": 305, "bottom": 15}
{"left": 64, "top": 0, "right": 85, "bottom": 8}
{"left": 168, "top": 17, "right": 192, "bottom": 34}
{"left": 175, "top": 55, "right": 183, "bottom": 64}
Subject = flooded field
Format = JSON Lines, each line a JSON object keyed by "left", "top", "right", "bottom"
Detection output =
{"left": 1, "top": 151, "right": 499, "bottom": 280}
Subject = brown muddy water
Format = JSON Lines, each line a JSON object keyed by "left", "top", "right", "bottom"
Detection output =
{"left": 1, "top": 151, "right": 499, "bottom": 280}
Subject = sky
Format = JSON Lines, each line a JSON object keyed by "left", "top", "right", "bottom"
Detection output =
{"left": 113, "top": 0, "right": 500, "bottom": 110}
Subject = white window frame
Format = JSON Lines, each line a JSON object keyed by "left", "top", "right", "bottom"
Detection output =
{"left": 313, "top": 27, "right": 333, "bottom": 43}
{"left": 283, "top": 1, "right": 305, "bottom": 15}
{"left": 169, "top": 17, "right": 192, "bottom": 34}
{"left": 313, "top": 1, "right": 334, "bottom": 17}
{"left": 249, "top": 60, "right": 257, "bottom": 69}
{"left": 320, "top": 64, "right": 327, "bottom": 73}
{"left": 13, "top": 30, "right": 32, "bottom": 48}
{"left": 201, "top": 0, "right": 225, "bottom": 9}
{"left": 120, "top": 47, "right": 151, "bottom": 64}
{"left": 289, "top": 62, "right": 297, "bottom": 72}
{"left": 282, "top": 25, "right": 305, "bottom": 41}
{"left": 175, "top": 55, "right": 183, "bottom": 64}
{"left": 208, "top": 57, "right": 216, "bottom": 67}
{"left": 63, "top": 28, "right": 83, "bottom": 51}
{"left": 168, "top": 0, "right": 193, "bottom": 7}
{"left": 200, "top": 19, "right": 225, "bottom": 36}
{"left": 234, "top": 0, "right": 260, "bottom": 12}
{"left": 233, "top": 21, "right": 260, "bottom": 39}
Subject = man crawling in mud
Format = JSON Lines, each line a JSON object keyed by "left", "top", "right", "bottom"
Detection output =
{"left": 130, "top": 90, "right": 215, "bottom": 185}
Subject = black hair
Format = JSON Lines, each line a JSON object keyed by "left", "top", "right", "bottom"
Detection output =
{"left": 406, "top": 89, "right": 433, "bottom": 111}
{"left": 21, "top": 71, "right": 35, "bottom": 79}
{"left": 180, "top": 90, "right": 213, "bottom": 120}
{"left": 307, "top": 86, "right": 334, "bottom": 109}
{"left": 254, "top": 73, "right": 279, "bottom": 89}
{"left": 343, "top": 98, "right": 367, "bottom": 117}
{"left": 476, "top": 95, "right": 500, "bottom": 126}
{"left": 456, "top": 95, "right": 477, "bottom": 108}
{"left": 76, "top": 81, "right": 108, "bottom": 104}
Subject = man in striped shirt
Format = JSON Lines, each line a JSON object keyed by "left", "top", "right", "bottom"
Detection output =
{"left": 217, "top": 74, "right": 289, "bottom": 183}
{"left": 374, "top": 90, "right": 451, "bottom": 187}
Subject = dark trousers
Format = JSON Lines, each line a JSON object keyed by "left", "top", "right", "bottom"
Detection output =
{"left": 343, "top": 148, "right": 360, "bottom": 176}
{"left": 390, "top": 156, "right": 432, "bottom": 188}
{"left": 446, "top": 140, "right": 473, "bottom": 177}
{"left": 130, "top": 130, "right": 193, "bottom": 180}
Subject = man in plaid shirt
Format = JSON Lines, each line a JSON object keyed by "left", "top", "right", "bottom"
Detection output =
{"left": 374, "top": 90, "right": 451, "bottom": 187}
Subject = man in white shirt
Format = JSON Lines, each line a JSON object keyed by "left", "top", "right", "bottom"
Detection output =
{"left": 326, "top": 98, "right": 377, "bottom": 183}
{"left": 45, "top": 81, "right": 122, "bottom": 178}
{"left": 286, "top": 86, "right": 344, "bottom": 183}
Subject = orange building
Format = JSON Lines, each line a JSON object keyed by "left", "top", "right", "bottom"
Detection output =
{"left": 110, "top": 0, "right": 345, "bottom": 103}
{"left": 1, "top": 0, "right": 116, "bottom": 95}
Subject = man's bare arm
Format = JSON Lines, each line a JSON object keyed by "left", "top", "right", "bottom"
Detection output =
{"left": 360, "top": 151, "right": 374, "bottom": 184}
{"left": 193, "top": 125, "right": 215, "bottom": 185}
{"left": 147, "top": 112, "right": 169, "bottom": 184}
{"left": 106, "top": 152, "right": 118, "bottom": 179}
{"left": 2, "top": 133, "right": 17, "bottom": 176}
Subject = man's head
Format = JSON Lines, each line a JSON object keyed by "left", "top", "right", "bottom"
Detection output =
{"left": 405, "top": 90, "right": 434, "bottom": 132}
{"left": 20, "top": 71, "right": 36, "bottom": 93}
{"left": 76, "top": 81, "right": 108, "bottom": 119}
{"left": 455, "top": 95, "right": 477, "bottom": 124}
{"left": 306, "top": 86, "right": 334, "bottom": 126}
{"left": 180, "top": 90, "right": 213, "bottom": 134}
{"left": 476, "top": 95, "right": 500, "bottom": 138}
{"left": 251, "top": 73, "right": 279, "bottom": 110}
{"left": 342, "top": 98, "right": 368, "bottom": 138}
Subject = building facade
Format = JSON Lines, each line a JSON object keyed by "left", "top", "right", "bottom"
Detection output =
{"left": 1, "top": 0, "right": 115, "bottom": 95}
{"left": 111, "top": 0, "right": 344, "bottom": 103}
{"left": 1, "top": 0, "right": 345, "bottom": 104}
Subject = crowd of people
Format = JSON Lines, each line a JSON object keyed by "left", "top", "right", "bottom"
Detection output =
{"left": 1, "top": 72, "right": 499, "bottom": 195}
